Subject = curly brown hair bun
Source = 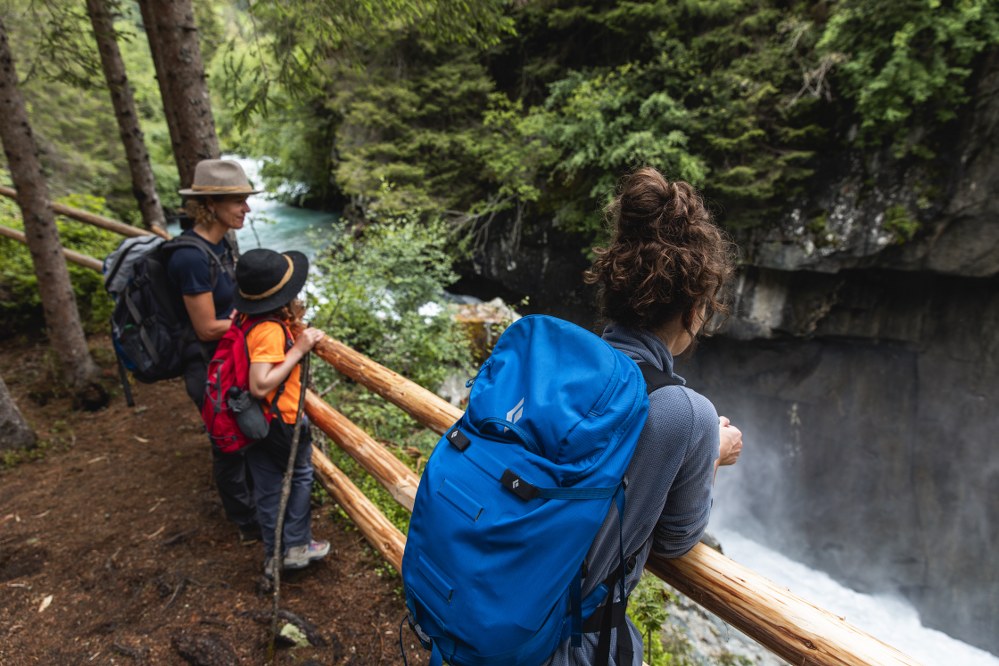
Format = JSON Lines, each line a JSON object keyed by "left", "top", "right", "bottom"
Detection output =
{"left": 584, "top": 167, "right": 735, "bottom": 336}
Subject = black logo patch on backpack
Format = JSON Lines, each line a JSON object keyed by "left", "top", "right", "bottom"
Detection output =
{"left": 104, "top": 234, "right": 232, "bottom": 384}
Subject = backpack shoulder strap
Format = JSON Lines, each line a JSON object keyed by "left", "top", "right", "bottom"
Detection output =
{"left": 242, "top": 317, "right": 292, "bottom": 343}
{"left": 165, "top": 234, "right": 228, "bottom": 286}
{"left": 218, "top": 236, "right": 237, "bottom": 280}
{"left": 636, "top": 361, "right": 682, "bottom": 394}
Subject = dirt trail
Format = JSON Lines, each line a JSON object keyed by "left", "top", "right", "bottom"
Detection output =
{"left": 0, "top": 336, "right": 426, "bottom": 665}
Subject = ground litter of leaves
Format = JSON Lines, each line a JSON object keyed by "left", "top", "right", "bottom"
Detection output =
{"left": 0, "top": 335, "right": 428, "bottom": 665}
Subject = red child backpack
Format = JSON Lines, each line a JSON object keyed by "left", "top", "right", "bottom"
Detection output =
{"left": 202, "top": 316, "right": 291, "bottom": 454}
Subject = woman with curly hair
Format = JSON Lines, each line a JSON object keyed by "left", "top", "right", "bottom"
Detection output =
{"left": 547, "top": 166, "right": 744, "bottom": 666}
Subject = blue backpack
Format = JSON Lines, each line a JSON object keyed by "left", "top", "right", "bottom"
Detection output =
{"left": 402, "top": 315, "right": 673, "bottom": 666}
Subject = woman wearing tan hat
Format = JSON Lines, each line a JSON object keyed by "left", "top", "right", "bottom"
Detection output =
{"left": 167, "top": 158, "right": 263, "bottom": 544}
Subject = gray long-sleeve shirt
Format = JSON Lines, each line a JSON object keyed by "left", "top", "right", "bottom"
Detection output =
{"left": 547, "top": 324, "right": 720, "bottom": 666}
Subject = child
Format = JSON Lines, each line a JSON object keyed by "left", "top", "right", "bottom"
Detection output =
{"left": 233, "top": 248, "right": 329, "bottom": 577}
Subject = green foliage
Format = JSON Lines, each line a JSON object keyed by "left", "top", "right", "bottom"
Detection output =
{"left": 817, "top": 0, "right": 999, "bottom": 156}
{"left": 0, "top": 192, "right": 120, "bottom": 334}
{"left": 626, "top": 576, "right": 706, "bottom": 666}
{"left": 306, "top": 0, "right": 828, "bottom": 235}
{"left": 883, "top": 204, "right": 920, "bottom": 243}
{"left": 628, "top": 575, "right": 673, "bottom": 666}
{"left": 15, "top": 0, "right": 104, "bottom": 90}
{"left": 0, "top": 0, "right": 178, "bottom": 217}
{"left": 219, "top": 0, "right": 514, "bottom": 129}
{"left": 331, "top": 54, "right": 497, "bottom": 215}
{"left": 5, "top": 0, "right": 994, "bottom": 294}
{"left": 309, "top": 208, "right": 473, "bottom": 445}
{"left": 303, "top": 209, "right": 475, "bottom": 542}
{"left": 477, "top": 94, "right": 558, "bottom": 207}
{"left": 530, "top": 62, "right": 706, "bottom": 232}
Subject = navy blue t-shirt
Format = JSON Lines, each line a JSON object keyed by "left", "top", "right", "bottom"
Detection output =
{"left": 166, "top": 230, "right": 236, "bottom": 319}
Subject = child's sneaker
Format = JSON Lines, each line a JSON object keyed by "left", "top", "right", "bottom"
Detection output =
{"left": 283, "top": 539, "right": 330, "bottom": 570}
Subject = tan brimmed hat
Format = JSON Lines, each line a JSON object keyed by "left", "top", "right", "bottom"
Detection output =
{"left": 178, "top": 159, "right": 263, "bottom": 197}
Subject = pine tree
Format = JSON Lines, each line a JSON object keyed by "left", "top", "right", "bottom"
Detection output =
{"left": 0, "top": 16, "right": 107, "bottom": 407}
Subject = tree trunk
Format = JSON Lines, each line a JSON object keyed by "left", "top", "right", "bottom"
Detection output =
{"left": 85, "top": 0, "right": 167, "bottom": 235}
{"left": 0, "top": 18, "right": 107, "bottom": 406}
{"left": 138, "top": 0, "right": 219, "bottom": 190}
{"left": 136, "top": 0, "right": 183, "bottom": 187}
{"left": 0, "top": 375, "right": 36, "bottom": 451}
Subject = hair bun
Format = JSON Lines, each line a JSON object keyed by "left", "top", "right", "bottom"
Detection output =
{"left": 585, "top": 166, "right": 733, "bottom": 333}
{"left": 614, "top": 167, "right": 699, "bottom": 242}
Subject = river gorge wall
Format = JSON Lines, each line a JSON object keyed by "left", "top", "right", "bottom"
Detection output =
{"left": 457, "top": 53, "right": 999, "bottom": 654}
{"left": 685, "top": 268, "right": 999, "bottom": 656}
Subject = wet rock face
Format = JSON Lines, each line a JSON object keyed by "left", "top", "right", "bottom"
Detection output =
{"left": 681, "top": 268, "right": 999, "bottom": 655}
{"left": 749, "top": 52, "right": 999, "bottom": 280}
{"left": 459, "top": 222, "right": 594, "bottom": 322}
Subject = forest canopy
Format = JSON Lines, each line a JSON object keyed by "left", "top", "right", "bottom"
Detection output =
{"left": 2, "top": 0, "right": 997, "bottom": 238}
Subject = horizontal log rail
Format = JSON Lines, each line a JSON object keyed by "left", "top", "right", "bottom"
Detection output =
{"left": 302, "top": 329, "right": 463, "bottom": 435}
{"left": 0, "top": 224, "right": 104, "bottom": 272}
{"left": 646, "top": 548, "right": 918, "bottom": 666}
{"left": 0, "top": 184, "right": 167, "bottom": 239}
{"left": 306, "top": 331, "right": 922, "bottom": 666}
{"left": 310, "top": 445, "right": 406, "bottom": 572}
{"left": 305, "top": 390, "right": 419, "bottom": 511}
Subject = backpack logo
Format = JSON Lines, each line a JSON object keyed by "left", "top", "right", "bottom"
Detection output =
{"left": 505, "top": 396, "right": 525, "bottom": 432}
{"left": 506, "top": 397, "right": 525, "bottom": 423}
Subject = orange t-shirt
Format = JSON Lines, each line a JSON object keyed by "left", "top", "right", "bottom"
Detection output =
{"left": 245, "top": 320, "right": 300, "bottom": 424}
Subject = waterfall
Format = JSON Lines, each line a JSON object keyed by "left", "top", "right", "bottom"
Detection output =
{"left": 710, "top": 528, "right": 999, "bottom": 666}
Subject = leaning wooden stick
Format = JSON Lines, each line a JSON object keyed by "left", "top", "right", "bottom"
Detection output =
{"left": 268, "top": 351, "right": 311, "bottom": 660}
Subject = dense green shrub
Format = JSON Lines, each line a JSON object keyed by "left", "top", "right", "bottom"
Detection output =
{"left": 0, "top": 192, "right": 119, "bottom": 336}
{"left": 817, "top": 0, "right": 999, "bottom": 157}
{"left": 308, "top": 207, "right": 474, "bottom": 452}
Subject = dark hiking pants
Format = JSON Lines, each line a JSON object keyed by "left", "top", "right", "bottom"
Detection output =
{"left": 244, "top": 418, "right": 314, "bottom": 558}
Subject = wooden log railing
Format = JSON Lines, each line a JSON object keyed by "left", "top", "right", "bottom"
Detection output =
{"left": 0, "top": 184, "right": 167, "bottom": 239}
{"left": 7, "top": 209, "right": 921, "bottom": 665}
{"left": 310, "top": 441, "right": 407, "bottom": 572}
{"left": 305, "top": 390, "right": 419, "bottom": 512}
{"left": 0, "top": 224, "right": 104, "bottom": 272}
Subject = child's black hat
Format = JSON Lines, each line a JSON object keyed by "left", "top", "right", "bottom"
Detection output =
{"left": 233, "top": 248, "right": 309, "bottom": 315}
